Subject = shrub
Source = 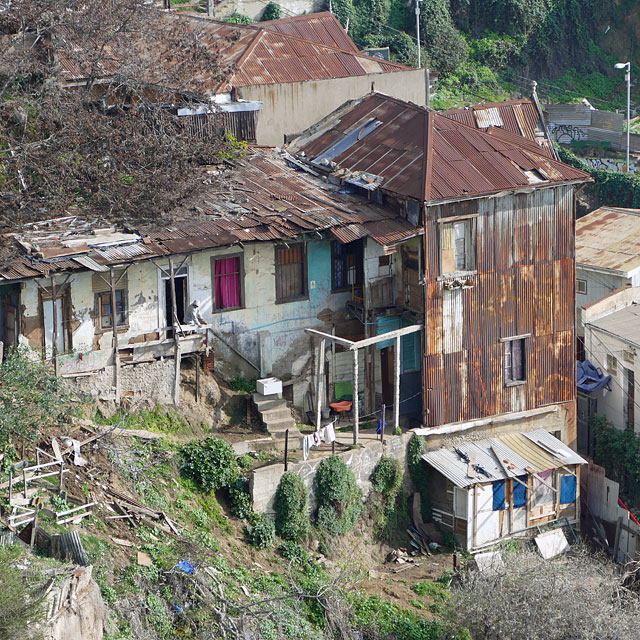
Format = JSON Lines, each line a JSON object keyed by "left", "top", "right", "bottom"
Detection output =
{"left": 407, "top": 434, "right": 431, "bottom": 521}
{"left": 371, "top": 457, "right": 402, "bottom": 497}
{"left": 225, "top": 12, "right": 252, "bottom": 24}
{"left": 278, "top": 541, "right": 309, "bottom": 567}
{"left": 273, "top": 472, "right": 309, "bottom": 542}
{"left": 229, "top": 376, "right": 257, "bottom": 393}
{"left": 314, "top": 456, "right": 362, "bottom": 536}
{"left": 179, "top": 437, "right": 238, "bottom": 493}
{"left": 228, "top": 476, "right": 254, "bottom": 520}
{"left": 248, "top": 514, "right": 275, "bottom": 549}
{"left": 260, "top": 2, "right": 282, "bottom": 21}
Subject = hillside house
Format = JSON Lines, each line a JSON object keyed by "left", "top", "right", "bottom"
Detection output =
{"left": 288, "top": 92, "right": 591, "bottom": 447}
{"left": 0, "top": 149, "right": 421, "bottom": 407}
{"left": 575, "top": 206, "right": 640, "bottom": 358}
{"left": 580, "top": 286, "right": 640, "bottom": 443}
{"left": 57, "top": 12, "right": 429, "bottom": 147}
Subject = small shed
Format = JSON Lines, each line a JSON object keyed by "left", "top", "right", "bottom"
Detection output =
{"left": 421, "top": 430, "right": 586, "bottom": 551}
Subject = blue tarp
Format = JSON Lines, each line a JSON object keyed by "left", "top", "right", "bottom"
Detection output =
{"left": 577, "top": 360, "right": 611, "bottom": 393}
{"left": 493, "top": 480, "right": 506, "bottom": 511}
{"left": 513, "top": 476, "right": 527, "bottom": 508}
{"left": 560, "top": 475, "right": 577, "bottom": 504}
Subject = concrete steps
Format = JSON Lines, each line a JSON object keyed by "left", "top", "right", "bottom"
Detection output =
{"left": 252, "top": 392, "right": 301, "bottom": 446}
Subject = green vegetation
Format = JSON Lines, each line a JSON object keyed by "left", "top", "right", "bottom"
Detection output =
{"left": 314, "top": 456, "right": 362, "bottom": 537}
{"left": 248, "top": 513, "right": 276, "bottom": 549}
{"left": 179, "top": 436, "right": 238, "bottom": 493}
{"left": 94, "top": 406, "right": 193, "bottom": 436}
{"left": 591, "top": 414, "right": 640, "bottom": 506}
{"left": 228, "top": 375, "right": 257, "bottom": 394}
{"left": 274, "top": 472, "right": 310, "bottom": 542}
{"left": 407, "top": 433, "right": 431, "bottom": 521}
{"left": 0, "top": 346, "right": 75, "bottom": 460}
{"left": 369, "top": 456, "right": 406, "bottom": 538}
{"left": 260, "top": 2, "right": 282, "bottom": 21}
{"left": 0, "top": 546, "right": 45, "bottom": 640}
{"left": 225, "top": 12, "right": 252, "bottom": 24}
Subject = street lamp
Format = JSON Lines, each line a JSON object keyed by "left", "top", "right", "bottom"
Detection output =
{"left": 415, "top": 0, "right": 423, "bottom": 68}
{"left": 615, "top": 61, "right": 631, "bottom": 172}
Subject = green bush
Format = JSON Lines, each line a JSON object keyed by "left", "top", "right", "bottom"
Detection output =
{"left": 407, "top": 434, "right": 431, "bottom": 521}
{"left": 278, "top": 541, "right": 310, "bottom": 567}
{"left": 179, "top": 437, "right": 238, "bottom": 493}
{"left": 228, "top": 476, "right": 254, "bottom": 520}
{"left": 273, "top": 472, "right": 309, "bottom": 542}
{"left": 370, "top": 457, "right": 402, "bottom": 496}
{"left": 260, "top": 2, "right": 282, "bottom": 21}
{"left": 229, "top": 375, "right": 257, "bottom": 393}
{"left": 248, "top": 514, "right": 275, "bottom": 549}
{"left": 225, "top": 12, "right": 252, "bottom": 24}
{"left": 314, "top": 456, "right": 362, "bottom": 536}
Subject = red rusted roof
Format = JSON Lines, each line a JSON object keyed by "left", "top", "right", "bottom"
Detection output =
{"left": 290, "top": 93, "right": 591, "bottom": 203}
{"left": 0, "top": 149, "right": 420, "bottom": 282}
{"left": 57, "top": 13, "right": 409, "bottom": 93}
{"left": 440, "top": 98, "right": 555, "bottom": 158}
{"left": 258, "top": 11, "right": 359, "bottom": 54}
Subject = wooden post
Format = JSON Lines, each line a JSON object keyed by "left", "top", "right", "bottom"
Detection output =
{"left": 110, "top": 268, "right": 121, "bottom": 403}
{"left": 353, "top": 348, "right": 359, "bottom": 445}
{"left": 8, "top": 470, "right": 12, "bottom": 505}
{"left": 23, "top": 468, "right": 27, "bottom": 499}
{"left": 30, "top": 509, "right": 38, "bottom": 548}
{"left": 169, "top": 257, "right": 181, "bottom": 405}
{"left": 315, "top": 339, "right": 325, "bottom": 430}
{"left": 36, "top": 449, "right": 40, "bottom": 467}
{"left": 614, "top": 516, "right": 623, "bottom": 561}
{"left": 394, "top": 335, "right": 401, "bottom": 433}
{"left": 195, "top": 354, "right": 201, "bottom": 403}
{"left": 381, "top": 404, "right": 386, "bottom": 443}
{"left": 207, "top": 0, "right": 214, "bottom": 16}
{"left": 284, "top": 429, "right": 289, "bottom": 471}
{"left": 332, "top": 440, "right": 335, "bottom": 456}
{"left": 51, "top": 277, "right": 58, "bottom": 375}
{"left": 58, "top": 462, "right": 64, "bottom": 491}
{"left": 473, "top": 484, "right": 478, "bottom": 549}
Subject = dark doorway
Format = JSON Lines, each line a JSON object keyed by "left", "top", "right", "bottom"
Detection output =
{"left": 165, "top": 276, "right": 186, "bottom": 336}
{"left": 0, "top": 284, "right": 20, "bottom": 357}
{"left": 381, "top": 346, "right": 394, "bottom": 406}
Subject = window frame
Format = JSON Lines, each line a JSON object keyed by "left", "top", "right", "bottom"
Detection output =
{"left": 439, "top": 216, "right": 476, "bottom": 275}
{"left": 211, "top": 253, "right": 245, "bottom": 312}
{"left": 94, "top": 288, "right": 128, "bottom": 333}
{"left": 501, "top": 335, "right": 528, "bottom": 386}
{"left": 607, "top": 353, "right": 618, "bottom": 376}
{"left": 275, "top": 243, "right": 308, "bottom": 304}
{"left": 331, "top": 239, "right": 364, "bottom": 292}
{"left": 576, "top": 278, "right": 588, "bottom": 295}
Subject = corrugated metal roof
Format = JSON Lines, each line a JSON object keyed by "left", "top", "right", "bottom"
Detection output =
{"left": 259, "top": 12, "right": 359, "bottom": 53}
{"left": 58, "top": 13, "right": 409, "bottom": 92}
{"left": 290, "top": 93, "right": 590, "bottom": 203}
{"left": 422, "top": 429, "right": 586, "bottom": 488}
{"left": 589, "top": 303, "right": 640, "bottom": 346}
{"left": 0, "top": 148, "right": 421, "bottom": 281}
{"left": 576, "top": 206, "right": 640, "bottom": 274}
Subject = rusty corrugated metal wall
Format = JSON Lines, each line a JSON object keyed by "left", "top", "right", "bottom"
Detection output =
{"left": 423, "top": 184, "right": 576, "bottom": 426}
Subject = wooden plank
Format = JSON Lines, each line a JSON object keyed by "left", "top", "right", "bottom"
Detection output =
{"left": 351, "top": 324, "right": 422, "bottom": 351}
{"left": 57, "top": 511, "right": 92, "bottom": 526}
{"left": 305, "top": 328, "right": 354, "bottom": 348}
{"left": 490, "top": 447, "right": 528, "bottom": 489}
{"left": 55, "top": 502, "right": 96, "bottom": 518}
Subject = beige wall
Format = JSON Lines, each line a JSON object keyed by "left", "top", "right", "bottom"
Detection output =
{"left": 237, "top": 68, "right": 428, "bottom": 146}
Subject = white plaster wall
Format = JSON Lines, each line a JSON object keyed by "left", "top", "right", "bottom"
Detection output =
{"left": 237, "top": 69, "right": 428, "bottom": 146}
{"left": 585, "top": 326, "right": 640, "bottom": 433}
{"left": 576, "top": 267, "right": 627, "bottom": 336}
{"left": 217, "top": 0, "right": 324, "bottom": 21}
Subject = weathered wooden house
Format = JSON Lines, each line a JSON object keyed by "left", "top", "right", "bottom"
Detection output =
{"left": 289, "top": 92, "right": 591, "bottom": 446}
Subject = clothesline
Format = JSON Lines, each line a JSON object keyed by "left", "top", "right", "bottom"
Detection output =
{"left": 357, "top": 392, "right": 422, "bottom": 422}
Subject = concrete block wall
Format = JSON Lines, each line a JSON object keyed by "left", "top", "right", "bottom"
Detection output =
{"left": 250, "top": 431, "right": 413, "bottom": 514}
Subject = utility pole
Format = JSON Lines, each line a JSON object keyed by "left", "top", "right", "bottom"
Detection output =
{"left": 615, "top": 61, "right": 631, "bottom": 171}
{"left": 415, "top": 0, "right": 422, "bottom": 68}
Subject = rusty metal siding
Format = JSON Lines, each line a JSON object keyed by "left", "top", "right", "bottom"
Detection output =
{"left": 424, "top": 184, "right": 576, "bottom": 426}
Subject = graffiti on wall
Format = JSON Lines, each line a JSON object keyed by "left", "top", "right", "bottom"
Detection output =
{"left": 548, "top": 124, "right": 587, "bottom": 143}
{"left": 584, "top": 157, "right": 638, "bottom": 173}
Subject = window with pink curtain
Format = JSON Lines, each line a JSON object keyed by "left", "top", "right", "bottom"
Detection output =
{"left": 214, "top": 257, "right": 241, "bottom": 309}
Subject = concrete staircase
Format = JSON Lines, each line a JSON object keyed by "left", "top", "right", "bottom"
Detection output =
{"left": 252, "top": 393, "right": 301, "bottom": 447}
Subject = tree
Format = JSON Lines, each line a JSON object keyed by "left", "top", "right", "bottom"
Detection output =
{"left": 448, "top": 547, "right": 640, "bottom": 639}
{"left": 0, "top": 0, "right": 229, "bottom": 224}
{"left": 419, "top": 0, "right": 467, "bottom": 76}
{"left": 0, "top": 347, "right": 75, "bottom": 459}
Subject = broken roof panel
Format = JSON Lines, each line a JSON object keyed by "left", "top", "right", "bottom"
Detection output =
{"left": 289, "top": 93, "right": 590, "bottom": 203}
{"left": 421, "top": 429, "right": 586, "bottom": 488}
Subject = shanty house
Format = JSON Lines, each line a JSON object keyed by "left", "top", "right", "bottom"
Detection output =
{"left": 421, "top": 429, "right": 586, "bottom": 550}
{"left": 289, "top": 92, "right": 591, "bottom": 445}
{"left": 0, "top": 149, "right": 421, "bottom": 407}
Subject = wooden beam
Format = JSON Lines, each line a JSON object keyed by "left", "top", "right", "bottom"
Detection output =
{"left": 110, "top": 267, "right": 121, "bottom": 403}
{"left": 490, "top": 447, "right": 528, "bottom": 490}
{"left": 394, "top": 334, "right": 401, "bottom": 433}
{"left": 169, "top": 257, "right": 181, "bottom": 405}
{"left": 351, "top": 324, "right": 422, "bottom": 351}
{"left": 315, "top": 338, "right": 325, "bottom": 430}
{"left": 305, "top": 328, "right": 354, "bottom": 348}
{"left": 353, "top": 349, "right": 359, "bottom": 445}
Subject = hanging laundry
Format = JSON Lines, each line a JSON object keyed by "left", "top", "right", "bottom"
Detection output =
{"left": 313, "top": 431, "right": 321, "bottom": 446}
{"left": 319, "top": 427, "right": 326, "bottom": 441}
{"left": 377, "top": 413, "right": 386, "bottom": 435}
{"left": 325, "top": 421, "right": 336, "bottom": 444}
{"left": 302, "top": 434, "right": 314, "bottom": 461}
